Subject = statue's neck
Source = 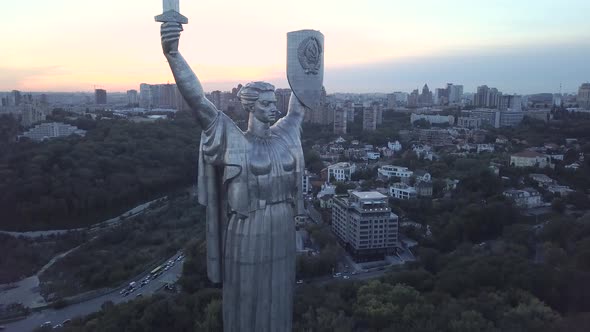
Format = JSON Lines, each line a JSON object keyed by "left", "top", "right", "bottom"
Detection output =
{"left": 247, "top": 115, "right": 271, "bottom": 138}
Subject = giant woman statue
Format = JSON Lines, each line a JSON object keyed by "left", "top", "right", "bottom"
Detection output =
{"left": 161, "top": 20, "right": 322, "bottom": 331}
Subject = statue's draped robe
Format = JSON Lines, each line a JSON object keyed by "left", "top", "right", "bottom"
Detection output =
{"left": 198, "top": 110, "right": 304, "bottom": 332}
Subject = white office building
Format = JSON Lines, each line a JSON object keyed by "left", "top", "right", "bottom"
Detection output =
{"left": 503, "top": 188, "right": 542, "bottom": 208}
{"left": 328, "top": 162, "right": 357, "bottom": 182}
{"left": 389, "top": 183, "right": 417, "bottom": 200}
{"left": 378, "top": 165, "right": 413, "bottom": 180}
{"left": 20, "top": 122, "right": 86, "bottom": 141}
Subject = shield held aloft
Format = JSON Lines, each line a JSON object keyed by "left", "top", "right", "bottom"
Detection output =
{"left": 287, "top": 30, "right": 324, "bottom": 112}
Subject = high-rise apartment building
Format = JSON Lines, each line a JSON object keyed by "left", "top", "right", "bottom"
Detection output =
{"left": 419, "top": 84, "right": 433, "bottom": 106}
{"left": 332, "top": 191, "right": 399, "bottom": 259}
{"left": 95, "top": 89, "right": 107, "bottom": 105}
{"left": 12, "top": 90, "right": 22, "bottom": 106}
{"left": 139, "top": 83, "right": 152, "bottom": 108}
{"left": 333, "top": 108, "right": 347, "bottom": 134}
{"left": 127, "top": 90, "right": 138, "bottom": 105}
{"left": 275, "top": 88, "right": 291, "bottom": 117}
{"left": 374, "top": 103, "right": 383, "bottom": 125}
{"left": 578, "top": 83, "right": 590, "bottom": 109}
{"left": 386, "top": 93, "right": 396, "bottom": 109}
{"left": 408, "top": 89, "right": 419, "bottom": 107}
{"left": 447, "top": 84, "right": 463, "bottom": 104}
{"left": 208, "top": 90, "right": 222, "bottom": 110}
{"left": 475, "top": 85, "right": 502, "bottom": 108}
{"left": 159, "top": 84, "right": 176, "bottom": 109}
{"left": 21, "top": 103, "right": 47, "bottom": 128}
{"left": 435, "top": 88, "right": 448, "bottom": 105}
{"left": 139, "top": 83, "right": 192, "bottom": 110}
{"left": 363, "top": 106, "right": 377, "bottom": 131}
{"left": 499, "top": 94, "right": 523, "bottom": 111}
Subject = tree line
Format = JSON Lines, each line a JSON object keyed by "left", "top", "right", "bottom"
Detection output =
{"left": 0, "top": 112, "right": 201, "bottom": 231}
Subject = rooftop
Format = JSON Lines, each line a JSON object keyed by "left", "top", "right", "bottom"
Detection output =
{"left": 328, "top": 162, "right": 355, "bottom": 169}
{"left": 352, "top": 191, "right": 387, "bottom": 200}
{"left": 512, "top": 150, "right": 545, "bottom": 158}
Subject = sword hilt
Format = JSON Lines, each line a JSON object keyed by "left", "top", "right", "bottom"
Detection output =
{"left": 155, "top": 10, "right": 188, "bottom": 24}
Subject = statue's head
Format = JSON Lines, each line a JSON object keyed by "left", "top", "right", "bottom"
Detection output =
{"left": 238, "top": 81, "right": 278, "bottom": 123}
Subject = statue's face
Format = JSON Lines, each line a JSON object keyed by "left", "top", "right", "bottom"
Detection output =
{"left": 252, "top": 91, "right": 278, "bottom": 123}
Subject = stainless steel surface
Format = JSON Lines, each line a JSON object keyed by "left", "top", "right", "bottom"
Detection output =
{"left": 160, "top": 15, "right": 323, "bottom": 331}
{"left": 155, "top": 0, "right": 188, "bottom": 24}
{"left": 287, "top": 30, "right": 324, "bottom": 112}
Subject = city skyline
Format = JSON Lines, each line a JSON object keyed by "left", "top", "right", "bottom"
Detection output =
{"left": 1, "top": 0, "right": 589, "bottom": 94}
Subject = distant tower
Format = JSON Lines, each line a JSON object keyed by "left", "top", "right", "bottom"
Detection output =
{"left": 95, "top": 89, "right": 107, "bottom": 105}
{"left": 127, "top": 90, "right": 138, "bottom": 105}
{"left": 578, "top": 83, "right": 590, "bottom": 109}
{"left": 363, "top": 106, "right": 377, "bottom": 131}
{"left": 275, "top": 88, "right": 292, "bottom": 117}
{"left": 419, "top": 84, "right": 433, "bottom": 106}
{"left": 12, "top": 90, "right": 22, "bottom": 106}
{"left": 139, "top": 83, "right": 152, "bottom": 108}
{"left": 333, "top": 108, "right": 347, "bottom": 134}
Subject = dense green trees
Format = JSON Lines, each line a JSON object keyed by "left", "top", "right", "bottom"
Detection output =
{"left": 0, "top": 231, "right": 86, "bottom": 283}
{"left": 0, "top": 113, "right": 201, "bottom": 231}
{"left": 39, "top": 194, "right": 204, "bottom": 297}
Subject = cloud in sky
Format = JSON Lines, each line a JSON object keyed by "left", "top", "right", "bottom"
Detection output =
{"left": 321, "top": 43, "right": 590, "bottom": 94}
{"left": 0, "top": 0, "right": 589, "bottom": 93}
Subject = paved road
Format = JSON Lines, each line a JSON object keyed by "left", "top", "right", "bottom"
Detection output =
{"left": 3, "top": 254, "right": 184, "bottom": 332}
{"left": 0, "top": 196, "right": 166, "bottom": 238}
{"left": 5, "top": 255, "right": 388, "bottom": 331}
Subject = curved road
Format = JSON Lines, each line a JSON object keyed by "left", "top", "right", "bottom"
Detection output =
{"left": 4, "top": 254, "right": 184, "bottom": 332}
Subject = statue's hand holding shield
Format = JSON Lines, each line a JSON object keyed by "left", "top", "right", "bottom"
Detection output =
{"left": 287, "top": 30, "right": 325, "bottom": 111}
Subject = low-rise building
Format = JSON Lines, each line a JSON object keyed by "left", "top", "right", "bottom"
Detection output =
{"left": 457, "top": 116, "right": 482, "bottom": 129}
{"left": 529, "top": 173, "right": 554, "bottom": 187}
{"left": 328, "top": 162, "right": 356, "bottom": 182}
{"left": 414, "top": 170, "right": 431, "bottom": 183}
{"left": 20, "top": 122, "right": 86, "bottom": 141}
{"left": 388, "top": 141, "right": 402, "bottom": 152}
{"left": 412, "top": 144, "right": 432, "bottom": 156}
{"left": 410, "top": 113, "right": 455, "bottom": 126}
{"left": 332, "top": 191, "right": 399, "bottom": 259}
{"left": 477, "top": 144, "right": 495, "bottom": 153}
{"left": 503, "top": 188, "right": 542, "bottom": 208}
{"left": 510, "top": 151, "right": 550, "bottom": 168}
{"left": 415, "top": 181, "right": 433, "bottom": 197}
{"left": 302, "top": 170, "right": 313, "bottom": 194}
{"left": 317, "top": 182, "right": 336, "bottom": 199}
{"left": 320, "top": 194, "right": 335, "bottom": 209}
{"left": 367, "top": 152, "right": 380, "bottom": 160}
{"left": 378, "top": 165, "right": 413, "bottom": 180}
{"left": 389, "top": 183, "right": 417, "bottom": 200}
{"left": 547, "top": 185, "right": 574, "bottom": 196}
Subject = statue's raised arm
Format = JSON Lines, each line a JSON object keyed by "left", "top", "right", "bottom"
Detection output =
{"left": 161, "top": 22, "right": 217, "bottom": 128}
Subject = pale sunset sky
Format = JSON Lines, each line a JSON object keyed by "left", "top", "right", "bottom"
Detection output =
{"left": 1, "top": 0, "right": 589, "bottom": 94}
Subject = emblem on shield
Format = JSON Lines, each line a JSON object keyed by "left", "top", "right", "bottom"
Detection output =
{"left": 298, "top": 37, "right": 323, "bottom": 75}
{"left": 287, "top": 30, "right": 324, "bottom": 111}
